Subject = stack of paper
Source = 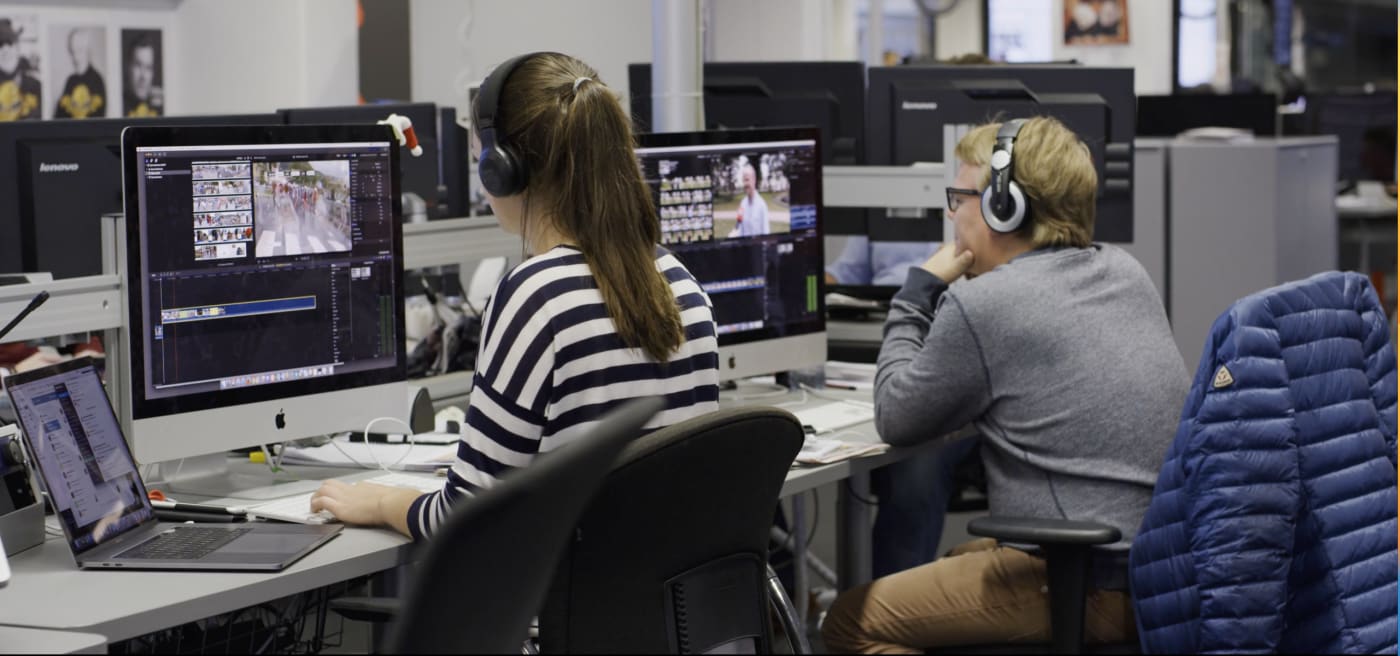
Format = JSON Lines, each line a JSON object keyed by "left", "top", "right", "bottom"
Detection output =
{"left": 795, "top": 437, "right": 889, "bottom": 465}
{"left": 825, "top": 361, "right": 877, "bottom": 391}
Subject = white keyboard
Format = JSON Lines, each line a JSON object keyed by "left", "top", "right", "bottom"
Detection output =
{"left": 247, "top": 472, "right": 444, "bottom": 525}
{"left": 790, "top": 401, "right": 876, "bottom": 435}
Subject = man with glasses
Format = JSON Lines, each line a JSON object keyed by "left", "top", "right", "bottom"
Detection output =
{"left": 821, "top": 117, "right": 1187, "bottom": 652}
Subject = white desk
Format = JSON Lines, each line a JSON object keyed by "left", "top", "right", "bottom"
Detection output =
{"left": 0, "top": 627, "right": 106, "bottom": 654}
{"left": 0, "top": 387, "right": 953, "bottom": 644}
{"left": 0, "top": 519, "right": 410, "bottom": 643}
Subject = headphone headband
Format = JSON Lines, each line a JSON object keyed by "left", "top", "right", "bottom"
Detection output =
{"left": 475, "top": 53, "right": 539, "bottom": 134}
{"left": 475, "top": 52, "right": 564, "bottom": 197}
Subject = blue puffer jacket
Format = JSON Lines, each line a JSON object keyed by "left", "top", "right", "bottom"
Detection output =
{"left": 1129, "top": 271, "right": 1397, "bottom": 654}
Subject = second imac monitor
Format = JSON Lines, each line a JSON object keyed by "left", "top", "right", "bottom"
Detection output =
{"left": 635, "top": 127, "right": 826, "bottom": 381}
{"left": 120, "top": 125, "right": 407, "bottom": 465}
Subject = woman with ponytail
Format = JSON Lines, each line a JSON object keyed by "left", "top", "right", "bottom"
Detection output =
{"left": 311, "top": 53, "right": 720, "bottom": 538}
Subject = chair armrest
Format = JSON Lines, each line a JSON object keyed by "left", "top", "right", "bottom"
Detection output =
{"left": 967, "top": 516, "right": 1120, "bottom": 546}
{"left": 328, "top": 596, "right": 402, "bottom": 623}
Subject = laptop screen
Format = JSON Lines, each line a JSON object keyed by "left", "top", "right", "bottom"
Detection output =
{"left": 4, "top": 359, "right": 154, "bottom": 555}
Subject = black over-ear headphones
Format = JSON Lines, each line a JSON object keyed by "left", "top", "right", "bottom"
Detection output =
{"left": 981, "top": 118, "right": 1029, "bottom": 233}
{"left": 475, "top": 52, "right": 549, "bottom": 197}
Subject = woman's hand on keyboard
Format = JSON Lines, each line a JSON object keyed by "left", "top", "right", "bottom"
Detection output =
{"left": 310, "top": 480, "right": 394, "bottom": 526}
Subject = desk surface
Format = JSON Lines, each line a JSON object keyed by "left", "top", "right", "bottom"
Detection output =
{"left": 0, "top": 520, "right": 410, "bottom": 642}
{"left": 0, "top": 386, "right": 933, "bottom": 642}
{"left": 1336, "top": 197, "right": 1398, "bottom": 219}
{"left": 0, "top": 626, "right": 106, "bottom": 654}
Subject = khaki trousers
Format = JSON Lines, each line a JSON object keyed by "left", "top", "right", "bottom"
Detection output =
{"left": 820, "top": 539, "right": 1137, "bottom": 654}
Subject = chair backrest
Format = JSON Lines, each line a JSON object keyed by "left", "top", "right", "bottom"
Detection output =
{"left": 1130, "top": 271, "right": 1398, "bottom": 654}
{"left": 539, "top": 405, "right": 804, "bottom": 654}
{"left": 385, "top": 396, "right": 666, "bottom": 655}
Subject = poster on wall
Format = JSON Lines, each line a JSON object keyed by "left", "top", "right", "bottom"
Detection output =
{"left": 1064, "top": 0, "right": 1130, "bottom": 46}
{"left": 0, "top": 15, "right": 42, "bottom": 121}
{"left": 121, "top": 28, "right": 162, "bottom": 117}
{"left": 49, "top": 24, "right": 107, "bottom": 119}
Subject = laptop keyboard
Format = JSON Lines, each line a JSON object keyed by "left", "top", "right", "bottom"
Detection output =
{"left": 117, "top": 527, "right": 253, "bottom": 560}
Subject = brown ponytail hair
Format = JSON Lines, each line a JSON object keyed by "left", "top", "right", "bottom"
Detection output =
{"left": 475, "top": 53, "right": 684, "bottom": 362}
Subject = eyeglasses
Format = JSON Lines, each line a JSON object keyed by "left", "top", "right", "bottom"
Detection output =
{"left": 945, "top": 187, "right": 980, "bottom": 212}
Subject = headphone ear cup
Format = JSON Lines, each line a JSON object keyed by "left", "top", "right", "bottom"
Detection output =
{"left": 479, "top": 145, "right": 526, "bottom": 197}
{"left": 980, "top": 182, "right": 1027, "bottom": 233}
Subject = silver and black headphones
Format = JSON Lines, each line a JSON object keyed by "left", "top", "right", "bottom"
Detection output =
{"left": 475, "top": 52, "right": 555, "bottom": 198}
{"left": 980, "top": 118, "right": 1030, "bottom": 233}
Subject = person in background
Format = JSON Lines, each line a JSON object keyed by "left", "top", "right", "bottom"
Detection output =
{"left": 825, "top": 237, "right": 940, "bottom": 288}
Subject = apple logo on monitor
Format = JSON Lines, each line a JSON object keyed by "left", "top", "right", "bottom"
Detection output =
{"left": 275, "top": 409, "right": 286, "bottom": 430}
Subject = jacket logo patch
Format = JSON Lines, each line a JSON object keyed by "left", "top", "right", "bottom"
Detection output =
{"left": 1212, "top": 365, "right": 1234, "bottom": 389}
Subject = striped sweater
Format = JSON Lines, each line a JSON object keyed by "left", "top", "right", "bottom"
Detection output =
{"left": 407, "top": 245, "right": 720, "bottom": 539}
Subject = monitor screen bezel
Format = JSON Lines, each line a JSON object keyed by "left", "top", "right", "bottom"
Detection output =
{"left": 120, "top": 124, "right": 408, "bottom": 421}
{"left": 634, "top": 125, "right": 827, "bottom": 349}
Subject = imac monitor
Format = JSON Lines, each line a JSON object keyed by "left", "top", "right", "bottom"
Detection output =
{"left": 867, "top": 65, "right": 1136, "bottom": 243}
{"left": 120, "top": 125, "right": 407, "bottom": 465}
{"left": 278, "top": 103, "right": 445, "bottom": 218}
{"left": 0, "top": 114, "right": 280, "bottom": 278}
{"left": 628, "top": 62, "right": 866, "bottom": 236}
{"left": 635, "top": 127, "right": 826, "bottom": 381}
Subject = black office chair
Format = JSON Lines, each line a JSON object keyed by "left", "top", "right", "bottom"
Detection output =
{"left": 926, "top": 516, "right": 1137, "bottom": 655}
{"left": 538, "top": 405, "right": 808, "bottom": 654}
{"left": 331, "top": 396, "right": 665, "bottom": 654}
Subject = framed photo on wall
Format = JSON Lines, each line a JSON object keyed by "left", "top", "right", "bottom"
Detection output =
{"left": 49, "top": 24, "right": 108, "bottom": 118}
{"left": 1064, "top": 0, "right": 1130, "bottom": 46}
{"left": 120, "top": 28, "right": 163, "bottom": 117}
{"left": 0, "top": 14, "right": 42, "bottom": 121}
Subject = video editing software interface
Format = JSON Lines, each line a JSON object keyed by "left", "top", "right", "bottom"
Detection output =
{"left": 133, "top": 142, "right": 399, "bottom": 401}
{"left": 636, "top": 138, "right": 823, "bottom": 340}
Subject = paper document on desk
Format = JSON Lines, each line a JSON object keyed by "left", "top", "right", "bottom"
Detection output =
{"left": 278, "top": 438, "right": 457, "bottom": 472}
{"left": 825, "top": 361, "right": 877, "bottom": 390}
{"left": 796, "top": 436, "right": 890, "bottom": 465}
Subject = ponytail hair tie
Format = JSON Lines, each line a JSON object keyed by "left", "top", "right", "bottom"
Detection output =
{"left": 573, "top": 76, "right": 593, "bottom": 92}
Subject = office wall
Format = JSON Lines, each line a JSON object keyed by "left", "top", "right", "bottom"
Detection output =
{"left": 937, "top": 0, "right": 1172, "bottom": 95}
{"left": 170, "top": 0, "right": 358, "bottom": 114}
{"left": 408, "top": 0, "right": 654, "bottom": 117}
{"left": 933, "top": 0, "right": 983, "bottom": 60}
{"left": 1055, "top": 0, "right": 1170, "bottom": 94}
{"left": 710, "top": 0, "right": 858, "bottom": 62}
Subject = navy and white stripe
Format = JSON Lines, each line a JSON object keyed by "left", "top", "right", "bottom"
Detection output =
{"left": 407, "top": 245, "right": 719, "bottom": 539}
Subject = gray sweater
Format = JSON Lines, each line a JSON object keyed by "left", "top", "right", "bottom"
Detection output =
{"left": 876, "top": 244, "right": 1188, "bottom": 549}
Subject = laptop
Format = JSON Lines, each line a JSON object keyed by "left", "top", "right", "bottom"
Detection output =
{"left": 2, "top": 357, "right": 341, "bottom": 571}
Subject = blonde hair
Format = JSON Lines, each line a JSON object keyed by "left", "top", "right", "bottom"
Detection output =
{"left": 953, "top": 117, "right": 1097, "bottom": 248}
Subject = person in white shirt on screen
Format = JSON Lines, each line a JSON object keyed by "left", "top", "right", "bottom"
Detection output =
{"left": 727, "top": 164, "right": 769, "bottom": 238}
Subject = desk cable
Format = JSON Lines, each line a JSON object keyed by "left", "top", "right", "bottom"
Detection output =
{"left": 719, "top": 381, "right": 790, "bottom": 403}
{"left": 324, "top": 416, "right": 419, "bottom": 472}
